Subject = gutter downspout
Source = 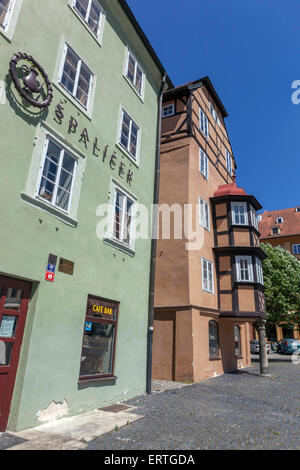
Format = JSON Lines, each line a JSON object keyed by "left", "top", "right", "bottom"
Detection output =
{"left": 146, "top": 74, "right": 166, "bottom": 395}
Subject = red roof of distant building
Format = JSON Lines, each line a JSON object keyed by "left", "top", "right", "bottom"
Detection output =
{"left": 259, "top": 207, "right": 300, "bottom": 239}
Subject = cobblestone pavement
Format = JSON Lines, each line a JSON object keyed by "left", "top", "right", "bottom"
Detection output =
{"left": 86, "top": 359, "right": 300, "bottom": 450}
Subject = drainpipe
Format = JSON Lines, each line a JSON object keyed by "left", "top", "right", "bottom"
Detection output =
{"left": 146, "top": 74, "right": 166, "bottom": 395}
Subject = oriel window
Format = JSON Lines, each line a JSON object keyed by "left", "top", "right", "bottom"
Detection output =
{"left": 59, "top": 44, "right": 93, "bottom": 109}
{"left": 236, "top": 255, "right": 253, "bottom": 282}
{"left": 37, "top": 137, "right": 77, "bottom": 213}
{"left": 79, "top": 296, "right": 119, "bottom": 381}
{"left": 231, "top": 202, "right": 248, "bottom": 225}
{"left": 73, "top": 0, "right": 104, "bottom": 37}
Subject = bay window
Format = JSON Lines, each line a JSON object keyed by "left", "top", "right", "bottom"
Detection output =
{"left": 235, "top": 255, "right": 253, "bottom": 282}
{"left": 232, "top": 202, "right": 248, "bottom": 225}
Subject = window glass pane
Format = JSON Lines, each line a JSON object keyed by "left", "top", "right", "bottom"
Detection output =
{"left": 114, "top": 190, "right": 123, "bottom": 240}
{"left": 88, "top": 0, "right": 101, "bottom": 35}
{"left": 56, "top": 187, "right": 70, "bottom": 211}
{"left": 39, "top": 177, "right": 55, "bottom": 202}
{"left": 62, "top": 152, "right": 76, "bottom": 175}
{"left": 209, "top": 321, "right": 219, "bottom": 358}
{"left": 61, "top": 48, "right": 78, "bottom": 94}
{"left": 135, "top": 65, "right": 143, "bottom": 94}
{"left": 0, "top": 0, "right": 10, "bottom": 26}
{"left": 75, "top": 0, "right": 89, "bottom": 19}
{"left": 80, "top": 322, "right": 115, "bottom": 377}
{"left": 0, "top": 315, "right": 18, "bottom": 337}
{"left": 234, "top": 326, "right": 241, "bottom": 356}
{"left": 0, "top": 341, "right": 13, "bottom": 365}
{"left": 76, "top": 62, "right": 91, "bottom": 107}
{"left": 120, "top": 112, "right": 130, "bottom": 150}
{"left": 126, "top": 54, "right": 135, "bottom": 84}
{"left": 4, "top": 288, "right": 22, "bottom": 311}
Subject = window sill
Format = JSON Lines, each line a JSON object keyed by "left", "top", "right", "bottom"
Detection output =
{"left": 235, "top": 355, "right": 243, "bottom": 359}
{"left": 0, "top": 25, "right": 12, "bottom": 43}
{"left": 68, "top": 3, "right": 103, "bottom": 48}
{"left": 103, "top": 237, "right": 135, "bottom": 257}
{"left": 116, "top": 142, "right": 140, "bottom": 169}
{"left": 123, "top": 74, "right": 145, "bottom": 103}
{"left": 78, "top": 375, "right": 117, "bottom": 384}
{"left": 21, "top": 192, "right": 78, "bottom": 227}
{"left": 53, "top": 82, "right": 92, "bottom": 121}
{"left": 209, "top": 356, "right": 221, "bottom": 361}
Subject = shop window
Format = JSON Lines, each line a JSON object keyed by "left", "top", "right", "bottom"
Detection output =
{"left": 199, "top": 107, "right": 209, "bottom": 139}
{"left": 58, "top": 43, "right": 93, "bottom": 110}
{"left": 209, "top": 320, "right": 219, "bottom": 359}
{"left": 234, "top": 325, "right": 241, "bottom": 356}
{"left": 79, "top": 295, "right": 119, "bottom": 381}
{"left": 119, "top": 109, "right": 140, "bottom": 161}
{"left": 73, "top": 0, "right": 105, "bottom": 38}
{"left": 231, "top": 202, "right": 248, "bottom": 225}
{"left": 125, "top": 48, "right": 144, "bottom": 98}
{"left": 199, "top": 149, "right": 209, "bottom": 180}
{"left": 36, "top": 136, "right": 77, "bottom": 214}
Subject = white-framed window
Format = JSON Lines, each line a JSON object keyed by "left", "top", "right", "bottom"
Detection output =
{"left": 276, "top": 216, "right": 283, "bottom": 224}
{"left": 199, "top": 196, "right": 210, "bottom": 231}
{"left": 119, "top": 109, "right": 140, "bottom": 161}
{"left": 202, "top": 258, "right": 214, "bottom": 293}
{"left": 226, "top": 149, "right": 233, "bottom": 176}
{"left": 199, "top": 107, "right": 209, "bottom": 139}
{"left": 256, "top": 258, "right": 264, "bottom": 285}
{"left": 250, "top": 205, "right": 258, "bottom": 230}
{"left": 0, "top": 0, "right": 14, "bottom": 29}
{"left": 58, "top": 44, "right": 93, "bottom": 110}
{"left": 72, "top": 0, "right": 104, "bottom": 38}
{"left": 295, "top": 207, "right": 300, "bottom": 213}
{"left": 231, "top": 202, "right": 248, "bottom": 225}
{"left": 162, "top": 103, "right": 175, "bottom": 118}
{"left": 36, "top": 136, "right": 77, "bottom": 214}
{"left": 199, "top": 149, "right": 209, "bottom": 180}
{"left": 209, "top": 102, "right": 219, "bottom": 125}
{"left": 235, "top": 255, "right": 253, "bottom": 282}
{"left": 125, "top": 49, "right": 144, "bottom": 97}
{"left": 292, "top": 244, "right": 300, "bottom": 255}
{"left": 112, "top": 187, "right": 135, "bottom": 247}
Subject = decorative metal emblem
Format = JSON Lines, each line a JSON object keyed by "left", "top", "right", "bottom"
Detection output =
{"left": 9, "top": 52, "right": 53, "bottom": 108}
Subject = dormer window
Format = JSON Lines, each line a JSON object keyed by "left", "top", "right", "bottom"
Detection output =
{"left": 276, "top": 217, "right": 283, "bottom": 223}
{"left": 295, "top": 207, "right": 300, "bottom": 213}
{"left": 271, "top": 226, "right": 279, "bottom": 235}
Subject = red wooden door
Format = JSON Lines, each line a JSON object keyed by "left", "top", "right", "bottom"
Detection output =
{"left": 0, "top": 276, "right": 31, "bottom": 431}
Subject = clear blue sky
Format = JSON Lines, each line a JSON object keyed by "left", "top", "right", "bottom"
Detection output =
{"left": 127, "top": 0, "right": 300, "bottom": 212}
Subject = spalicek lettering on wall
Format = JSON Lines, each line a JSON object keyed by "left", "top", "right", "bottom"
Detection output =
{"left": 54, "top": 103, "right": 134, "bottom": 186}
{"left": 104, "top": 454, "right": 195, "bottom": 467}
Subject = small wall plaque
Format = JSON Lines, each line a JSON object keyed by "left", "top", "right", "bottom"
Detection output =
{"left": 58, "top": 258, "right": 74, "bottom": 275}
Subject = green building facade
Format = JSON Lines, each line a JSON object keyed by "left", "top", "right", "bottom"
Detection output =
{"left": 0, "top": 0, "right": 170, "bottom": 431}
